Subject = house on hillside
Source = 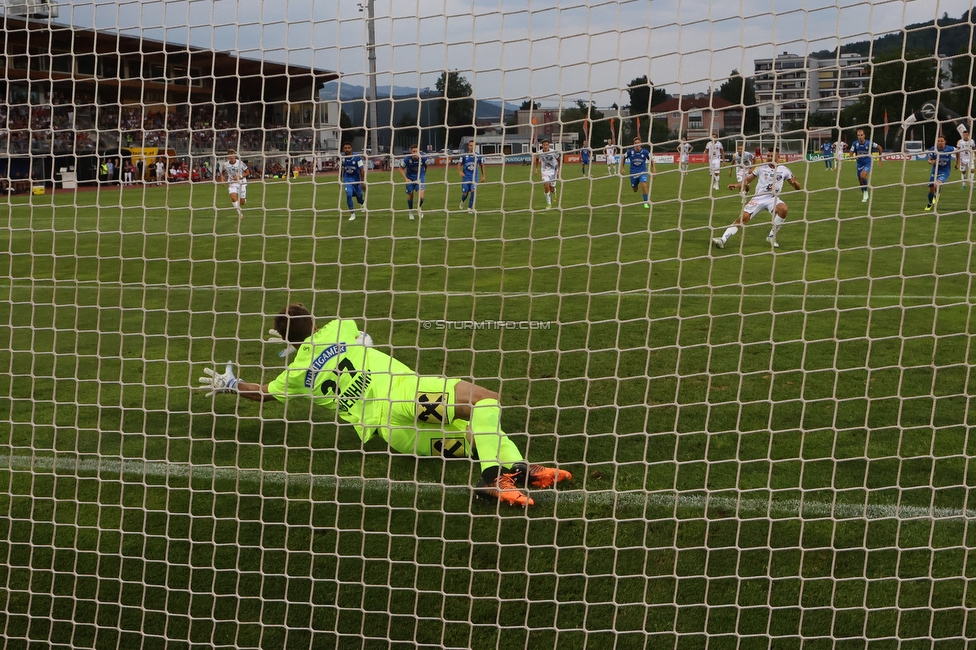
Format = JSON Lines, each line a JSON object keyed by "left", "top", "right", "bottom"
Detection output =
{"left": 651, "top": 95, "right": 740, "bottom": 138}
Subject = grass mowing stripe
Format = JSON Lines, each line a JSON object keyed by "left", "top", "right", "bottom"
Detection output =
{"left": 0, "top": 280, "right": 970, "bottom": 302}
{"left": 3, "top": 451, "right": 971, "bottom": 521}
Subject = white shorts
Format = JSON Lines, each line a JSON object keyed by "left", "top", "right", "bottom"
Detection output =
{"left": 606, "top": 157, "right": 615, "bottom": 166}
{"left": 960, "top": 159, "right": 972, "bottom": 173}
{"left": 736, "top": 168, "right": 747, "bottom": 183}
{"left": 228, "top": 183, "right": 247, "bottom": 199}
{"left": 710, "top": 159, "right": 722, "bottom": 173}
{"left": 679, "top": 157, "right": 689, "bottom": 166}
{"left": 542, "top": 170, "right": 557, "bottom": 184}
{"left": 744, "top": 194, "right": 783, "bottom": 217}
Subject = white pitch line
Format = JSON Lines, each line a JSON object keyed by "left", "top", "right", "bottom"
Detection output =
{"left": 0, "top": 281, "right": 969, "bottom": 302}
{"left": 1, "top": 452, "right": 971, "bottom": 521}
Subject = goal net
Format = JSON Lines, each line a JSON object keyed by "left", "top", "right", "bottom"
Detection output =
{"left": 2, "top": 1, "right": 973, "bottom": 648}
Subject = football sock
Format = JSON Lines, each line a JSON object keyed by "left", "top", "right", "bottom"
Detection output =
{"left": 346, "top": 196, "right": 353, "bottom": 210}
{"left": 407, "top": 198, "right": 413, "bottom": 210}
{"left": 419, "top": 198, "right": 424, "bottom": 208}
{"left": 545, "top": 192, "right": 552, "bottom": 205}
{"left": 469, "top": 399, "right": 523, "bottom": 473}
{"left": 232, "top": 200, "right": 239, "bottom": 210}
{"left": 642, "top": 193, "right": 648, "bottom": 202}
{"left": 771, "top": 215, "right": 786, "bottom": 236}
{"left": 928, "top": 191, "right": 935, "bottom": 205}
{"left": 721, "top": 226, "right": 739, "bottom": 242}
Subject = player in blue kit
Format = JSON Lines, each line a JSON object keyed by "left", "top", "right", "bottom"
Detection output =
{"left": 850, "top": 128, "right": 883, "bottom": 202}
{"left": 625, "top": 136, "right": 656, "bottom": 208}
{"left": 925, "top": 135, "right": 955, "bottom": 212}
{"left": 340, "top": 142, "right": 366, "bottom": 221}
{"left": 580, "top": 146, "right": 591, "bottom": 176}
{"left": 457, "top": 140, "right": 486, "bottom": 212}
{"left": 398, "top": 144, "right": 428, "bottom": 220}
{"left": 821, "top": 140, "right": 834, "bottom": 170}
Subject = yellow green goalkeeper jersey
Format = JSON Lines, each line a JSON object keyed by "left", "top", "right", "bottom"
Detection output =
{"left": 266, "top": 318, "right": 414, "bottom": 443}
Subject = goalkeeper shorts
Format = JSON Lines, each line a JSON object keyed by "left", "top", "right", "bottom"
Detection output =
{"left": 381, "top": 376, "right": 472, "bottom": 458}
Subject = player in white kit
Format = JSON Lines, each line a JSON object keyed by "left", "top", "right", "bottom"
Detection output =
{"left": 534, "top": 139, "right": 561, "bottom": 209}
{"left": 704, "top": 133, "right": 724, "bottom": 190}
{"left": 604, "top": 143, "right": 618, "bottom": 175}
{"left": 712, "top": 148, "right": 802, "bottom": 251}
{"left": 956, "top": 128, "right": 974, "bottom": 189}
{"left": 834, "top": 139, "right": 847, "bottom": 172}
{"left": 223, "top": 149, "right": 248, "bottom": 218}
{"left": 677, "top": 139, "right": 692, "bottom": 173}
{"left": 729, "top": 144, "right": 756, "bottom": 184}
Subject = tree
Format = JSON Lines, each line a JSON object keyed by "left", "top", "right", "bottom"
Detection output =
{"left": 625, "top": 76, "right": 652, "bottom": 140}
{"left": 840, "top": 49, "right": 939, "bottom": 146}
{"left": 718, "top": 70, "right": 760, "bottom": 134}
{"left": 519, "top": 100, "right": 541, "bottom": 111}
{"left": 339, "top": 109, "right": 363, "bottom": 146}
{"left": 946, "top": 38, "right": 976, "bottom": 119}
{"left": 560, "top": 100, "right": 608, "bottom": 148}
{"left": 623, "top": 76, "right": 669, "bottom": 142}
{"left": 393, "top": 112, "right": 419, "bottom": 152}
{"left": 434, "top": 71, "right": 475, "bottom": 148}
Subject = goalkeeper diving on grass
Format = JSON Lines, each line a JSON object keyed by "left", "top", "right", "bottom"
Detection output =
{"left": 197, "top": 303, "right": 571, "bottom": 507}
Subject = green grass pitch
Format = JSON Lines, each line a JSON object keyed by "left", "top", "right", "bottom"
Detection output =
{"left": 0, "top": 159, "right": 974, "bottom": 649}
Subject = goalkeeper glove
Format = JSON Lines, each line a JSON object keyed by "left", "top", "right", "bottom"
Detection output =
{"left": 267, "top": 328, "right": 298, "bottom": 358}
{"left": 198, "top": 361, "right": 240, "bottom": 396}
{"left": 354, "top": 331, "right": 374, "bottom": 347}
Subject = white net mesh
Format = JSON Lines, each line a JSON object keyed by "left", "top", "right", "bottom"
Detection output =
{"left": 2, "top": 1, "right": 975, "bottom": 648}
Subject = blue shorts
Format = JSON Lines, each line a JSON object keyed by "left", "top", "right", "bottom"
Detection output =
{"left": 405, "top": 181, "right": 425, "bottom": 194}
{"left": 462, "top": 181, "right": 477, "bottom": 193}
{"left": 344, "top": 183, "right": 364, "bottom": 200}
{"left": 630, "top": 173, "right": 648, "bottom": 188}
{"left": 856, "top": 163, "right": 871, "bottom": 177}
{"left": 930, "top": 170, "right": 951, "bottom": 184}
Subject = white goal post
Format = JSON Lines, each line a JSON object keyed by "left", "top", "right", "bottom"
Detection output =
{"left": 742, "top": 137, "right": 806, "bottom": 158}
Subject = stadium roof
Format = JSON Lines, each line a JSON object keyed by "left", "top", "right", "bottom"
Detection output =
{"left": 0, "top": 15, "right": 338, "bottom": 102}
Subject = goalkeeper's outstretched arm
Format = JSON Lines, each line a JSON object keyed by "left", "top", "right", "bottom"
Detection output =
{"left": 238, "top": 381, "right": 276, "bottom": 402}
{"left": 197, "top": 361, "right": 276, "bottom": 402}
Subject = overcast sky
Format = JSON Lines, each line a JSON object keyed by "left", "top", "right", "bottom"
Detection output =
{"left": 42, "top": 0, "right": 976, "bottom": 106}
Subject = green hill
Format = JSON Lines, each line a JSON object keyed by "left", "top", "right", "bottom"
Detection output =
{"left": 811, "top": 10, "right": 973, "bottom": 59}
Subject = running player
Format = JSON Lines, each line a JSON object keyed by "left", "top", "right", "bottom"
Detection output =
{"left": 534, "top": 139, "right": 560, "bottom": 209}
{"left": 712, "top": 148, "right": 802, "bottom": 250}
{"left": 340, "top": 142, "right": 366, "bottom": 221}
{"left": 926, "top": 134, "right": 955, "bottom": 212}
{"left": 850, "top": 129, "right": 883, "bottom": 202}
{"left": 625, "top": 136, "right": 656, "bottom": 208}
{"left": 196, "top": 303, "right": 572, "bottom": 507}
{"left": 398, "top": 144, "right": 428, "bottom": 220}
{"left": 457, "top": 140, "right": 485, "bottom": 212}
{"left": 222, "top": 149, "right": 249, "bottom": 218}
